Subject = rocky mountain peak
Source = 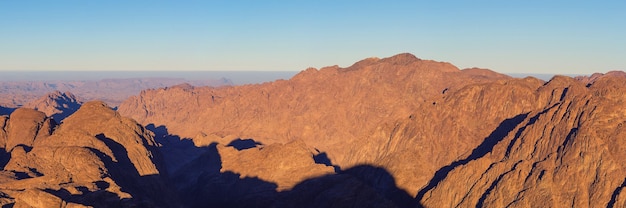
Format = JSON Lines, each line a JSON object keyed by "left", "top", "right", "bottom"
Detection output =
{"left": 379, "top": 52, "right": 420, "bottom": 65}
{"left": 24, "top": 91, "right": 82, "bottom": 122}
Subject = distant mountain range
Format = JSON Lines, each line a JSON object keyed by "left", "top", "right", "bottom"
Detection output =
{"left": 0, "top": 53, "right": 625, "bottom": 207}
{"left": 0, "top": 77, "right": 232, "bottom": 108}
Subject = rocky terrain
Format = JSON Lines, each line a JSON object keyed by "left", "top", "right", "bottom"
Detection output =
{"left": 0, "top": 101, "right": 171, "bottom": 207}
{"left": 0, "top": 77, "right": 232, "bottom": 108}
{"left": 0, "top": 53, "right": 624, "bottom": 207}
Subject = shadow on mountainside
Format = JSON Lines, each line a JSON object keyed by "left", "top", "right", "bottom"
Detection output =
{"left": 45, "top": 181, "right": 129, "bottom": 207}
{"left": 40, "top": 133, "right": 177, "bottom": 207}
{"left": 93, "top": 134, "right": 176, "bottom": 206}
{"left": 0, "top": 149, "right": 9, "bottom": 170}
{"left": 276, "top": 165, "right": 413, "bottom": 208}
{"left": 147, "top": 124, "right": 278, "bottom": 207}
{"left": 414, "top": 113, "right": 529, "bottom": 206}
{"left": 608, "top": 178, "right": 626, "bottom": 208}
{"left": 147, "top": 124, "right": 414, "bottom": 207}
{"left": 49, "top": 98, "right": 81, "bottom": 122}
{"left": 313, "top": 151, "right": 341, "bottom": 173}
{"left": 227, "top": 138, "right": 263, "bottom": 150}
{"left": 0, "top": 106, "right": 15, "bottom": 116}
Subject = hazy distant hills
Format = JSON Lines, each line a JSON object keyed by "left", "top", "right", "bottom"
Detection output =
{"left": 0, "top": 77, "right": 232, "bottom": 108}
{"left": 0, "top": 54, "right": 625, "bottom": 207}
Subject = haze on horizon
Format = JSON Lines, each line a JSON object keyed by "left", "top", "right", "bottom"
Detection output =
{"left": 0, "top": 1, "right": 624, "bottom": 74}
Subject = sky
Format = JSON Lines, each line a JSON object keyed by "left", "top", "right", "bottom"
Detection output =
{"left": 0, "top": 1, "right": 624, "bottom": 74}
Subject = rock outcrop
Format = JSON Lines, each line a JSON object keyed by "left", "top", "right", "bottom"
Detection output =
{"left": 0, "top": 101, "right": 171, "bottom": 207}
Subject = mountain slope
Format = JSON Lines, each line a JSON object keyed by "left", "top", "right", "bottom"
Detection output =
{"left": 419, "top": 75, "right": 626, "bottom": 207}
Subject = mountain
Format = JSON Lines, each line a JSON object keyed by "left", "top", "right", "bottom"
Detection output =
{"left": 118, "top": 53, "right": 516, "bottom": 197}
{"left": 118, "top": 53, "right": 511, "bottom": 170}
{"left": 0, "top": 77, "right": 233, "bottom": 108}
{"left": 118, "top": 53, "right": 625, "bottom": 207}
{"left": 1, "top": 53, "right": 625, "bottom": 207}
{"left": 24, "top": 91, "right": 82, "bottom": 122}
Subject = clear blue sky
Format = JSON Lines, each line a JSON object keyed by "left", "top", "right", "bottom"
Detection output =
{"left": 0, "top": 1, "right": 624, "bottom": 74}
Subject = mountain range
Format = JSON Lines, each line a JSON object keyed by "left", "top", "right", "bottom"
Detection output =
{"left": 0, "top": 77, "right": 232, "bottom": 108}
{"left": 0, "top": 53, "right": 624, "bottom": 207}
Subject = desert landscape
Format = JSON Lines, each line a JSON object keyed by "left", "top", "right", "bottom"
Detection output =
{"left": 2, "top": 1, "right": 625, "bottom": 207}
{"left": 0, "top": 53, "right": 624, "bottom": 207}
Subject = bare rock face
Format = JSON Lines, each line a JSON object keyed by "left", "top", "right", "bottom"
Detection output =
{"left": 4, "top": 108, "right": 53, "bottom": 151}
{"left": 0, "top": 101, "right": 171, "bottom": 207}
{"left": 24, "top": 91, "right": 82, "bottom": 122}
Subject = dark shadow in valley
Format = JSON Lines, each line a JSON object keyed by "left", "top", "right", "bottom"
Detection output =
{"left": 415, "top": 113, "right": 529, "bottom": 206}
